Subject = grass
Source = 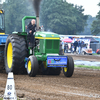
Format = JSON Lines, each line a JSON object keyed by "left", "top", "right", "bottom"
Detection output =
{"left": 75, "top": 65, "right": 100, "bottom": 70}
{"left": 0, "top": 98, "right": 2, "bottom": 100}
{"left": 93, "top": 53, "right": 100, "bottom": 55}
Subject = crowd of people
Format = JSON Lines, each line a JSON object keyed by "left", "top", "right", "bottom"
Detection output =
{"left": 64, "top": 39, "right": 85, "bottom": 54}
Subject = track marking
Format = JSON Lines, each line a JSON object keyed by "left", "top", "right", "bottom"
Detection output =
{"left": 58, "top": 91, "right": 100, "bottom": 98}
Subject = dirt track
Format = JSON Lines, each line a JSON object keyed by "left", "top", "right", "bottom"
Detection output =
{"left": 0, "top": 68, "right": 100, "bottom": 100}
{"left": 0, "top": 54, "right": 100, "bottom": 100}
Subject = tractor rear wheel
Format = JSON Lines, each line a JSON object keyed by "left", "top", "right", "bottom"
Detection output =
{"left": 27, "top": 56, "right": 39, "bottom": 77}
{"left": 4, "top": 34, "right": 27, "bottom": 74}
{"left": 63, "top": 56, "right": 74, "bottom": 77}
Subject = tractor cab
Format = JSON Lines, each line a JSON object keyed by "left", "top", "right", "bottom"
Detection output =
{"left": 0, "top": 10, "right": 5, "bottom": 34}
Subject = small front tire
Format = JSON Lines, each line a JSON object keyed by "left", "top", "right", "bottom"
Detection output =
{"left": 63, "top": 56, "right": 74, "bottom": 77}
{"left": 27, "top": 56, "right": 39, "bottom": 77}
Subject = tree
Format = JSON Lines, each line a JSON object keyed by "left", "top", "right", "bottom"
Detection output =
{"left": 40, "top": 0, "right": 88, "bottom": 35}
{"left": 91, "top": 3, "right": 100, "bottom": 35}
{"left": 78, "top": 15, "right": 96, "bottom": 35}
{"left": 3, "top": 0, "right": 35, "bottom": 34}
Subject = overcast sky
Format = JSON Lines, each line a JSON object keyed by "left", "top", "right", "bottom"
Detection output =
{"left": 66, "top": 0, "right": 100, "bottom": 17}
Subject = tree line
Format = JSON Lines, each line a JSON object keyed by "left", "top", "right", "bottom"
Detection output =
{"left": 2, "top": 0, "right": 99, "bottom": 35}
{"left": 40, "top": 0, "right": 88, "bottom": 35}
{"left": 91, "top": 3, "right": 100, "bottom": 35}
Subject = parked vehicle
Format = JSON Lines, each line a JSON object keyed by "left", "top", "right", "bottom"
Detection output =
{"left": 81, "top": 44, "right": 92, "bottom": 55}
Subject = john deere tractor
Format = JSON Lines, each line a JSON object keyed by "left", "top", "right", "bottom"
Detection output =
{"left": 4, "top": 0, "right": 74, "bottom": 77}
{"left": 4, "top": 15, "right": 74, "bottom": 77}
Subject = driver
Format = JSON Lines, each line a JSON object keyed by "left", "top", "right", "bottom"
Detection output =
{"left": 27, "top": 19, "right": 36, "bottom": 47}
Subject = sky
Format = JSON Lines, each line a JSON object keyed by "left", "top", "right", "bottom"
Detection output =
{"left": 66, "top": 0, "right": 100, "bottom": 17}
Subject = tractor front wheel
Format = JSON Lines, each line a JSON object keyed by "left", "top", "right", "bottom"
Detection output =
{"left": 63, "top": 56, "right": 74, "bottom": 77}
{"left": 27, "top": 56, "right": 39, "bottom": 77}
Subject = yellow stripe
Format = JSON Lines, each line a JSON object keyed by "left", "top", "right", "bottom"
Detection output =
{"left": 45, "top": 37, "right": 60, "bottom": 39}
{"left": 35, "top": 37, "right": 60, "bottom": 40}
{"left": 0, "top": 33, "right": 5, "bottom": 35}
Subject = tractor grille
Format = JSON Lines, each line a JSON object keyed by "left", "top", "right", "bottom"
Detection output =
{"left": 46, "top": 40, "right": 59, "bottom": 53}
{"left": 53, "top": 40, "right": 59, "bottom": 49}
{"left": 46, "top": 40, "right": 52, "bottom": 49}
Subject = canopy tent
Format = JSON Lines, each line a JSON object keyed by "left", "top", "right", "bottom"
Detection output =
{"left": 94, "top": 38, "right": 100, "bottom": 43}
{"left": 81, "top": 37, "right": 99, "bottom": 43}
{"left": 62, "top": 38, "right": 73, "bottom": 43}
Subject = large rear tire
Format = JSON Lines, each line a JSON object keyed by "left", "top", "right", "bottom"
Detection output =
{"left": 63, "top": 56, "right": 74, "bottom": 77}
{"left": 4, "top": 34, "right": 27, "bottom": 74}
{"left": 27, "top": 56, "right": 39, "bottom": 77}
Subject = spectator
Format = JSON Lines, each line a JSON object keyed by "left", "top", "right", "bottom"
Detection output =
{"left": 64, "top": 44, "right": 66, "bottom": 53}
{"left": 74, "top": 39, "right": 78, "bottom": 53}
{"left": 66, "top": 44, "right": 68, "bottom": 53}
{"left": 41, "top": 25, "right": 44, "bottom": 31}
{"left": 62, "top": 41, "right": 64, "bottom": 53}
{"left": 78, "top": 40, "right": 81, "bottom": 54}
{"left": 71, "top": 43, "right": 74, "bottom": 53}
{"left": 81, "top": 41, "right": 84, "bottom": 48}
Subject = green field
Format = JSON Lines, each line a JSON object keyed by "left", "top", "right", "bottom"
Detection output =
{"left": 93, "top": 53, "right": 100, "bottom": 55}
{"left": 75, "top": 65, "right": 100, "bottom": 70}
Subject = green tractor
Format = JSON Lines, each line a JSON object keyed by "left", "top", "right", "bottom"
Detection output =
{"left": 4, "top": 16, "right": 74, "bottom": 77}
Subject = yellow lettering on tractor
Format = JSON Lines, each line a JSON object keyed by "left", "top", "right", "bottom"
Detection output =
{"left": 52, "top": 35, "right": 54, "bottom": 37}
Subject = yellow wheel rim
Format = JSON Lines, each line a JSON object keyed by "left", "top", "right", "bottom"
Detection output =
{"left": 7, "top": 42, "right": 13, "bottom": 69}
{"left": 28, "top": 60, "right": 31, "bottom": 72}
{"left": 43, "top": 61, "right": 47, "bottom": 69}
{"left": 64, "top": 67, "right": 67, "bottom": 72}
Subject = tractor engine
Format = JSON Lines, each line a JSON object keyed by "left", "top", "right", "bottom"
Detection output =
{"left": 35, "top": 32, "right": 60, "bottom": 55}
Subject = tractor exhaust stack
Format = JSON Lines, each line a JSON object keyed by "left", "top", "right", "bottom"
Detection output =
{"left": 33, "top": 0, "right": 41, "bottom": 31}
{"left": 36, "top": 16, "right": 40, "bottom": 30}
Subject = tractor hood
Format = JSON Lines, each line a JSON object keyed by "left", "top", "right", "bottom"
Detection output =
{"left": 35, "top": 31, "right": 60, "bottom": 40}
